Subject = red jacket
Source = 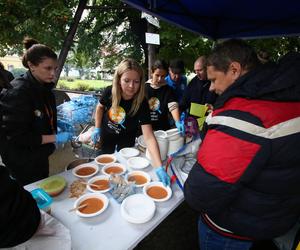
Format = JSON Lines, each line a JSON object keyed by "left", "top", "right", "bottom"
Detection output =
{"left": 184, "top": 52, "right": 300, "bottom": 239}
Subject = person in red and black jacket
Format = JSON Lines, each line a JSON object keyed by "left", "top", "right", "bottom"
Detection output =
{"left": 184, "top": 39, "right": 300, "bottom": 250}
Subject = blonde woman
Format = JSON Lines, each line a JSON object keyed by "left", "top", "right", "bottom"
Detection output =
{"left": 92, "top": 58, "right": 170, "bottom": 185}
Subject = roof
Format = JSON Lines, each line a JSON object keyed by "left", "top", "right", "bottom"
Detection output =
{"left": 122, "top": 0, "right": 300, "bottom": 40}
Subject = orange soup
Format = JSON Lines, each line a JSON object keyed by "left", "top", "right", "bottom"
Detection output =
{"left": 97, "top": 156, "right": 114, "bottom": 164}
{"left": 79, "top": 198, "right": 104, "bottom": 214}
{"left": 105, "top": 166, "right": 123, "bottom": 174}
{"left": 128, "top": 175, "right": 147, "bottom": 185}
{"left": 76, "top": 166, "right": 95, "bottom": 176}
{"left": 91, "top": 179, "right": 110, "bottom": 191}
{"left": 147, "top": 186, "right": 168, "bottom": 199}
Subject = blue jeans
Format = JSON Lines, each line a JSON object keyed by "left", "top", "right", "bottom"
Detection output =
{"left": 198, "top": 217, "right": 253, "bottom": 250}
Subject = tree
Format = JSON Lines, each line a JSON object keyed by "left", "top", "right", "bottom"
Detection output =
{"left": 1, "top": 0, "right": 300, "bottom": 81}
{"left": 0, "top": 0, "right": 77, "bottom": 56}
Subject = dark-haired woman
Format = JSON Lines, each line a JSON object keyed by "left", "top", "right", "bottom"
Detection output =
{"left": 145, "top": 59, "right": 184, "bottom": 133}
{"left": 0, "top": 38, "right": 71, "bottom": 185}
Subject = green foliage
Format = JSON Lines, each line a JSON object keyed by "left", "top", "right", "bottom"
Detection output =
{"left": 57, "top": 79, "right": 111, "bottom": 91}
{"left": 158, "top": 22, "right": 213, "bottom": 70}
{"left": 1, "top": 0, "right": 300, "bottom": 73}
{"left": 57, "top": 81, "right": 70, "bottom": 90}
{"left": 0, "top": 0, "right": 77, "bottom": 55}
{"left": 76, "top": 83, "right": 89, "bottom": 91}
{"left": 249, "top": 37, "right": 300, "bottom": 61}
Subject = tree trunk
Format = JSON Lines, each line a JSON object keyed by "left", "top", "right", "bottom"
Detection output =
{"left": 54, "top": 0, "right": 88, "bottom": 85}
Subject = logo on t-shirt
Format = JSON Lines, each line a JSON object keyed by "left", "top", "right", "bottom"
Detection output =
{"left": 108, "top": 106, "right": 126, "bottom": 129}
{"left": 148, "top": 97, "right": 161, "bottom": 114}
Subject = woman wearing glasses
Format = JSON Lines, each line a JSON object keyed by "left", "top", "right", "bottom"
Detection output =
{"left": 91, "top": 59, "right": 170, "bottom": 186}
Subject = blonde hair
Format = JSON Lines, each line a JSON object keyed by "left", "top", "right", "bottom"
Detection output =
{"left": 111, "top": 58, "right": 145, "bottom": 116}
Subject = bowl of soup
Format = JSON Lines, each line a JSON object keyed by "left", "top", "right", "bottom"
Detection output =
{"left": 101, "top": 163, "right": 126, "bottom": 176}
{"left": 143, "top": 181, "right": 172, "bottom": 202}
{"left": 74, "top": 193, "right": 109, "bottom": 218}
{"left": 95, "top": 154, "right": 117, "bottom": 166}
{"left": 87, "top": 175, "right": 111, "bottom": 193}
{"left": 125, "top": 170, "right": 150, "bottom": 187}
{"left": 72, "top": 164, "right": 98, "bottom": 179}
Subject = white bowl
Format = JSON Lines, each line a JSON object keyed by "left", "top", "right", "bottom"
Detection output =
{"left": 143, "top": 181, "right": 172, "bottom": 202}
{"left": 74, "top": 193, "right": 109, "bottom": 218}
{"left": 121, "top": 194, "right": 155, "bottom": 224}
{"left": 119, "top": 147, "right": 140, "bottom": 159}
{"left": 95, "top": 154, "right": 117, "bottom": 166}
{"left": 125, "top": 170, "right": 151, "bottom": 187}
{"left": 72, "top": 164, "right": 98, "bottom": 179}
{"left": 87, "top": 175, "right": 111, "bottom": 193}
{"left": 127, "top": 157, "right": 149, "bottom": 170}
{"left": 101, "top": 162, "right": 126, "bottom": 176}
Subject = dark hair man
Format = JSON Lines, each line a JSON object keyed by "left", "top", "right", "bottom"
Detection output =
{"left": 165, "top": 58, "right": 187, "bottom": 102}
{"left": 184, "top": 39, "right": 300, "bottom": 250}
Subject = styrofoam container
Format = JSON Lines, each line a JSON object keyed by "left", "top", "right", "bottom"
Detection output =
{"left": 166, "top": 128, "right": 181, "bottom": 141}
{"left": 74, "top": 193, "right": 109, "bottom": 218}
{"left": 121, "top": 194, "right": 156, "bottom": 224}
{"left": 127, "top": 157, "right": 149, "bottom": 170}
{"left": 137, "top": 135, "right": 146, "bottom": 148}
{"left": 146, "top": 130, "right": 168, "bottom": 161}
{"left": 119, "top": 147, "right": 140, "bottom": 159}
{"left": 166, "top": 128, "right": 184, "bottom": 155}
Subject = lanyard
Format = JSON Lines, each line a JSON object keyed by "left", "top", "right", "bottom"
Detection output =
{"left": 44, "top": 103, "right": 55, "bottom": 132}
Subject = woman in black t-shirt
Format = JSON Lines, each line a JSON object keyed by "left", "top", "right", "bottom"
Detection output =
{"left": 145, "top": 59, "right": 184, "bottom": 132}
{"left": 92, "top": 59, "right": 170, "bottom": 186}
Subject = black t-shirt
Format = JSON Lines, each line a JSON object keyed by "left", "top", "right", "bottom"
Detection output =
{"left": 99, "top": 86, "right": 151, "bottom": 152}
{"left": 145, "top": 83, "right": 177, "bottom": 131}
{"left": 179, "top": 77, "right": 217, "bottom": 112}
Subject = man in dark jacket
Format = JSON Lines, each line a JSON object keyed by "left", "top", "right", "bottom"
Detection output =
{"left": 179, "top": 56, "right": 216, "bottom": 112}
{"left": 184, "top": 39, "right": 300, "bottom": 250}
{"left": 0, "top": 164, "right": 40, "bottom": 247}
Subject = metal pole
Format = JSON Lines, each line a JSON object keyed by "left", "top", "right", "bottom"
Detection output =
{"left": 147, "top": 23, "right": 156, "bottom": 79}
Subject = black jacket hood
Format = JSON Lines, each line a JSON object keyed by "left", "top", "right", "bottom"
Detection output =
{"left": 215, "top": 52, "right": 300, "bottom": 109}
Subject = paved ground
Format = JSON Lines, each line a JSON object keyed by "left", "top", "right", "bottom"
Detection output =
{"left": 135, "top": 201, "right": 199, "bottom": 250}
{"left": 135, "top": 201, "right": 279, "bottom": 250}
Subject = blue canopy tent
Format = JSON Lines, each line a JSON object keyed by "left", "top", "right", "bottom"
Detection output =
{"left": 122, "top": 0, "right": 300, "bottom": 40}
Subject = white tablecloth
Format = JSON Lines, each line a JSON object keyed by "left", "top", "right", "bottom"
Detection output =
{"left": 25, "top": 152, "right": 184, "bottom": 250}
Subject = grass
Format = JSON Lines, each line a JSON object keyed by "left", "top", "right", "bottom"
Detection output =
{"left": 57, "top": 79, "right": 112, "bottom": 91}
